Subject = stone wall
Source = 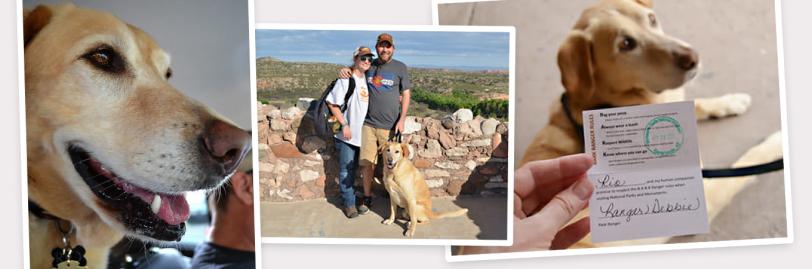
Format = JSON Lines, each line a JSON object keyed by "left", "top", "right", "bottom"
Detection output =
{"left": 257, "top": 100, "right": 509, "bottom": 202}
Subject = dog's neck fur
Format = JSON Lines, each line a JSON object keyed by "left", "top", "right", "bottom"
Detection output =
{"left": 557, "top": 86, "right": 674, "bottom": 153}
{"left": 26, "top": 154, "right": 124, "bottom": 268}
{"left": 563, "top": 85, "right": 663, "bottom": 126}
{"left": 28, "top": 195, "right": 124, "bottom": 269}
{"left": 28, "top": 204, "right": 121, "bottom": 269}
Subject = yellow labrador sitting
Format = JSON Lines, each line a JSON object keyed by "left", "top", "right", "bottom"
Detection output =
{"left": 24, "top": 4, "right": 251, "bottom": 268}
{"left": 380, "top": 141, "right": 468, "bottom": 237}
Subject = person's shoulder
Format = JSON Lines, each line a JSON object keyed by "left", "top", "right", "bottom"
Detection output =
{"left": 333, "top": 78, "right": 351, "bottom": 87}
{"left": 390, "top": 59, "right": 408, "bottom": 68}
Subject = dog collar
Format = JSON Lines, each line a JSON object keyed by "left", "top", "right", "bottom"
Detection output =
{"left": 30, "top": 200, "right": 90, "bottom": 267}
{"left": 560, "top": 93, "right": 614, "bottom": 147}
{"left": 29, "top": 200, "right": 61, "bottom": 221}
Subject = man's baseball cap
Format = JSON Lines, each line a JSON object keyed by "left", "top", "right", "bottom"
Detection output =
{"left": 376, "top": 33, "right": 394, "bottom": 46}
{"left": 353, "top": 46, "right": 374, "bottom": 58}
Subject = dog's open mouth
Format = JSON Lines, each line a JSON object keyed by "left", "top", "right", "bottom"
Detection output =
{"left": 68, "top": 145, "right": 188, "bottom": 241}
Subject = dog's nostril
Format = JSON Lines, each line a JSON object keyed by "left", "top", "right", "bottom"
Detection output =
{"left": 674, "top": 48, "right": 699, "bottom": 71}
{"left": 202, "top": 120, "right": 251, "bottom": 174}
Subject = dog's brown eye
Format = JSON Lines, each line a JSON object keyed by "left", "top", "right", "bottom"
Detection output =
{"left": 619, "top": 36, "right": 637, "bottom": 52}
{"left": 82, "top": 46, "right": 126, "bottom": 74}
{"left": 648, "top": 13, "right": 657, "bottom": 27}
{"left": 90, "top": 53, "right": 109, "bottom": 66}
{"left": 165, "top": 68, "right": 173, "bottom": 79}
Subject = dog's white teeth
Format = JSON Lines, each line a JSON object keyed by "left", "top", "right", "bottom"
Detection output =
{"left": 150, "top": 195, "right": 161, "bottom": 214}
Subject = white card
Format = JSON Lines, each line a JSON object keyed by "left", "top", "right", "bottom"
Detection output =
{"left": 582, "top": 101, "right": 709, "bottom": 243}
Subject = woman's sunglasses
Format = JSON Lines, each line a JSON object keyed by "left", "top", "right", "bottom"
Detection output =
{"left": 358, "top": 55, "right": 374, "bottom": 62}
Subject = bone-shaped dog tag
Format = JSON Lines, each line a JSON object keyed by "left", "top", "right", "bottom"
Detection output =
{"left": 51, "top": 245, "right": 88, "bottom": 269}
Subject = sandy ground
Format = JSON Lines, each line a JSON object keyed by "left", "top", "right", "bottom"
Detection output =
{"left": 262, "top": 196, "right": 507, "bottom": 240}
{"left": 439, "top": 0, "right": 787, "bottom": 244}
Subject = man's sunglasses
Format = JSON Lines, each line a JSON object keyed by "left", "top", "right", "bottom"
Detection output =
{"left": 358, "top": 55, "right": 374, "bottom": 62}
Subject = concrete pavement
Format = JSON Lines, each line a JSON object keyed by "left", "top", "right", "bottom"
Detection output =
{"left": 261, "top": 196, "right": 508, "bottom": 240}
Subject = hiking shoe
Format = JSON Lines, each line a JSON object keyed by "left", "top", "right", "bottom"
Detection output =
{"left": 358, "top": 196, "right": 373, "bottom": 215}
{"left": 343, "top": 207, "right": 359, "bottom": 219}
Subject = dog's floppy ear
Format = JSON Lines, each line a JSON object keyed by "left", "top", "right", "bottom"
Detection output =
{"left": 558, "top": 31, "right": 595, "bottom": 101}
{"left": 24, "top": 5, "right": 53, "bottom": 47}
{"left": 400, "top": 143, "right": 410, "bottom": 158}
{"left": 634, "top": 0, "right": 653, "bottom": 8}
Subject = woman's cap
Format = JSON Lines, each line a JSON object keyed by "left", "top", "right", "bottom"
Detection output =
{"left": 353, "top": 46, "right": 374, "bottom": 58}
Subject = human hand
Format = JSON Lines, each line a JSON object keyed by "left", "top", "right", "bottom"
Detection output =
{"left": 342, "top": 125, "right": 352, "bottom": 140}
{"left": 395, "top": 120, "right": 405, "bottom": 134}
{"left": 339, "top": 68, "right": 352, "bottom": 79}
{"left": 461, "top": 154, "right": 594, "bottom": 254}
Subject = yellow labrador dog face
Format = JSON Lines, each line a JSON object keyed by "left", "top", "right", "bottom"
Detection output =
{"left": 25, "top": 3, "right": 250, "bottom": 243}
{"left": 559, "top": 0, "right": 698, "bottom": 100}
{"left": 381, "top": 142, "right": 410, "bottom": 170}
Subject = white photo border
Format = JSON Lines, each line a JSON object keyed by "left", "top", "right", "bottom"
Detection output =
{"left": 256, "top": 23, "right": 516, "bottom": 247}
{"left": 16, "top": 1, "right": 262, "bottom": 268}
{"left": 434, "top": 0, "right": 794, "bottom": 262}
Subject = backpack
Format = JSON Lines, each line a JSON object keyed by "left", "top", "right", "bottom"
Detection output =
{"left": 305, "top": 78, "right": 356, "bottom": 138}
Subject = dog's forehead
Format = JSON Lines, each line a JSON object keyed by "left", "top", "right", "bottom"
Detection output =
{"left": 577, "top": 0, "right": 653, "bottom": 30}
{"left": 127, "top": 24, "right": 172, "bottom": 72}
{"left": 47, "top": 5, "right": 171, "bottom": 73}
{"left": 382, "top": 143, "right": 400, "bottom": 153}
{"left": 608, "top": 0, "right": 652, "bottom": 19}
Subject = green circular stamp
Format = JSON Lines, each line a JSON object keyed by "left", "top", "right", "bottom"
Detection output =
{"left": 644, "top": 116, "right": 684, "bottom": 156}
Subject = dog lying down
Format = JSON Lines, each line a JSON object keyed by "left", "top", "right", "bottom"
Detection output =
{"left": 380, "top": 140, "right": 469, "bottom": 237}
{"left": 518, "top": 0, "right": 783, "bottom": 248}
{"left": 24, "top": 3, "right": 251, "bottom": 268}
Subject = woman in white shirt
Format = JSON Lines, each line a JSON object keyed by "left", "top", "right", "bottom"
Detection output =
{"left": 326, "top": 46, "right": 373, "bottom": 218}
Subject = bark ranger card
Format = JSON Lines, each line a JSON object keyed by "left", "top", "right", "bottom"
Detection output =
{"left": 582, "top": 101, "right": 709, "bottom": 242}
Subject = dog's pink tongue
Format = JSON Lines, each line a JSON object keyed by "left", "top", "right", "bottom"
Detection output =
{"left": 157, "top": 194, "right": 189, "bottom": 225}
{"left": 119, "top": 182, "right": 189, "bottom": 225}
{"left": 121, "top": 182, "right": 154, "bottom": 202}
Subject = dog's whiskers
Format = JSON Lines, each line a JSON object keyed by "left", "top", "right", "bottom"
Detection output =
{"left": 74, "top": 157, "right": 94, "bottom": 165}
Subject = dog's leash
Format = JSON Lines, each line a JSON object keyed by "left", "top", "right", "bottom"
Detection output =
{"left": 29, "top": 200, "right": 89, "bottom": 268}
{"left": 560, "top": 93, "right": 784, "bottom": 178}
{"left": 389, "top": 131, "right": 403, "bottom": 143}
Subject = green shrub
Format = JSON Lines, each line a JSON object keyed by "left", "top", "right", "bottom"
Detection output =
{"left": 411, "top": 88, "right": 507, "bottom": 119}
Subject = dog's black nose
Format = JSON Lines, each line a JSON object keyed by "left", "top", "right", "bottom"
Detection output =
{"left": 674, "top": 46, "right": 699, "bottom": 71}
{"left": 202, "top": 120, "right": 251, "bottom": 175}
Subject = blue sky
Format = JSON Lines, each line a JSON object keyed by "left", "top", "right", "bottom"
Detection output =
{"left": 256, "top": 29, "right": 510, "bottom": 70}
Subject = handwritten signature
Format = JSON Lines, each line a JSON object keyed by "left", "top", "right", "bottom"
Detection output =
{"left": 596, "top": 174, "right": 626, "bottom": 189}
{"left": 599, "top": 197, "right": 702, "bottom": 222}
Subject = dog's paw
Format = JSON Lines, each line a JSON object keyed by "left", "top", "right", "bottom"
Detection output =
{"left": 402, "top": 221, "right": 416, "bottom": 237}
{"left": 382, "top": 218, "right": 394, "bottom": 225}
{"left": 720, "top": 93, "right": 751, "bottom": 116}
{"left": 696, "top": 93, "right": 752, "bottom": 120}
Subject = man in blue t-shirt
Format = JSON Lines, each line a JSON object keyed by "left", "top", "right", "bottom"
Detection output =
{"left": 340, "top": 33, "right": 411, "bottom": 214}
